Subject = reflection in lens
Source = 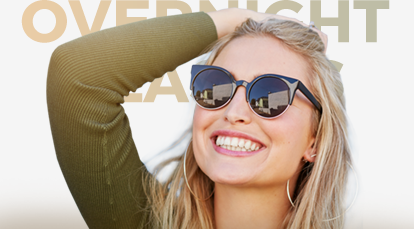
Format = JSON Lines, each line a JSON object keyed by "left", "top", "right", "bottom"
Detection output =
{"left": 249, "top": 77, "right": 289, "bottom": 117}
{"left": 193, "top": 69, "right": 233, "bottom": 108}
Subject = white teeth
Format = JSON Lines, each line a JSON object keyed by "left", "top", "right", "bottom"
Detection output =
{"left": 245, "top": 140, "right": 251, "bottom": 149}
{"left": 224, "top": 137, "right": 231, "bottom": 146}
{"left": 238, "top": 139, "right": 245, "bottom": 148}
{"left": 231, "top": 137, "right": 239, "bottom": 147}
{"left": 215, "top": 135, "right": 262, "bottom": 152}
{"left": 250, "top": 143, "right": 256, "bottom": 151}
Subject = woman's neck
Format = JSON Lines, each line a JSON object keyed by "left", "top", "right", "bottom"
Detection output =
{"left": 214, "top": 183, "right": 292, "bottom": 229}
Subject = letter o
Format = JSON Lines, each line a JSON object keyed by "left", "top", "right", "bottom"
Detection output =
{"left": 22, "top": 0, "right": 67, "bottom": 43}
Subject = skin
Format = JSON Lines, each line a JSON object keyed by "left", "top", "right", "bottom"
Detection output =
{"left": 192, "top": 35, "right": 317, "bottom": 229}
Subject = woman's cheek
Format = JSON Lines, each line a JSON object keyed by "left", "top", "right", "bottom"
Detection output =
{"left": 193, "top": 106, "right": 221, "bottom": 136}
{"left": 192, "top": 107, "right": 214, "bottom": 157}
{"left": 192, "top": 107, "right": 206, "bottom": 144}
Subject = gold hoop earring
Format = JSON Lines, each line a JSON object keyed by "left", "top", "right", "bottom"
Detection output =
{"left": 183, "top": 141, "right": 214, "bottom": 201}
{"left": 287, "top": 179, "right": 295, "bottom": 207}
{"left": 286, "top": 160, "right": 358, "bottom": 221}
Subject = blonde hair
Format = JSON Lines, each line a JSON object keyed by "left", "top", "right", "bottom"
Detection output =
{"left": 142, "top": 18, "right": 351, "bottom": 229}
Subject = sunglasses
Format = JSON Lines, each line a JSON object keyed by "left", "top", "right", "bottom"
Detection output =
{"left": 190, "top": 65, "right": 322, "bottom": 119}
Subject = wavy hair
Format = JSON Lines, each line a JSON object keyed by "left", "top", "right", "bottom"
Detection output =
{"left": 142, "top": 18, "right": 351, "bottom": 229}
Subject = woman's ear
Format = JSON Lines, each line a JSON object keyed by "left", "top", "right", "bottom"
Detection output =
{"left": 303, "top": 139, "right": 317, "bottom": 163}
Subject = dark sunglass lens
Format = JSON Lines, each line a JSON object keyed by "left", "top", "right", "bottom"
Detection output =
{"left": 192, "top": 69, "right": 233, "bottom": 108}
{"left": 249, "top": 77, "right": 290, "bottom": 117}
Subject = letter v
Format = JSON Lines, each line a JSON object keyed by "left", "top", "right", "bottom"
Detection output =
{"left": 69, "top": 0, "right": 111, "bottom": 36}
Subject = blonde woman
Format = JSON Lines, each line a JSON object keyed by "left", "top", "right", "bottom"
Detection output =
{"left": 47, "top": 8, "right": 350, "bottom": 229}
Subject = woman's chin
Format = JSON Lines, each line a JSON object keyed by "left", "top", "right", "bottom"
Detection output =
{"left": 195, "top": 148, "right": 270, "bottom": 187}
{"left": 204, "top": 165, "right": 258, "bottom": 187}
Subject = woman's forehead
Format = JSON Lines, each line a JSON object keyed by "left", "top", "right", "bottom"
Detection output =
{"left": 212, "top": 35, "right": 311, "bottom": 85}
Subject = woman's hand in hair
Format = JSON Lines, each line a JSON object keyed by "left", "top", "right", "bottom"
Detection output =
{"left": 207, "top": 8, "right": 328, "bottom": 54}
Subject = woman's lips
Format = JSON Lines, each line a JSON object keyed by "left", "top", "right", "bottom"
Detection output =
{"left": 210, "top": 130, "right": 265, "bottom": 157}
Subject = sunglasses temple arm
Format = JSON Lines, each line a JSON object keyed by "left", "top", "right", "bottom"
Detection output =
{"left": 297, "top": 82, "right": 322, "bottom": 112}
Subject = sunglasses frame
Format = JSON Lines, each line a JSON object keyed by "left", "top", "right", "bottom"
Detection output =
{"left": 190, "top": 65, "right": 322, "bottom": 119}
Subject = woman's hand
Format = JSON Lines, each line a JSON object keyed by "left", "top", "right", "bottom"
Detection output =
{"left": 207, "top": 8, "right": 328, "bottom": 54}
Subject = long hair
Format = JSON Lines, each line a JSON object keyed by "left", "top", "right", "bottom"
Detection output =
{"left": 142, "top": 18, "right": 351, "bottom": 229}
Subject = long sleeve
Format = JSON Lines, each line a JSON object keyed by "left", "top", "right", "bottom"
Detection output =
{"left": 46, "top": 12, "right": 217, "bottom": 229}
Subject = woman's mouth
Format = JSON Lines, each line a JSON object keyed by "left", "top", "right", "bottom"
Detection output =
{"left": 210, "top": 130, "right": 265, "bottom": 157}
{"left": 215, "top": 136, "right": 262, "bottom": 152}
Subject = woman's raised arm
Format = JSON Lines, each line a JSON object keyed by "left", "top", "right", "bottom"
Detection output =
{"left": 47, "top": 12, "right": 217, "bottom": 229}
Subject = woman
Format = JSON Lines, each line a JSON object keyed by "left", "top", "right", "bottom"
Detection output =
{"left": 47, "top": 8, "right": 348, "bottom": 229}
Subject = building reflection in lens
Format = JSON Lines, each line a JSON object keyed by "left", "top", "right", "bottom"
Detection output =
{"left": 250, "top": 91, "right": 288, "bottom": 117}
{"left": 195, "top": 83, "right": 232, "bottom": 108}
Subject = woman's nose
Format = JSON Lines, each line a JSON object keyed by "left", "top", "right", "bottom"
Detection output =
{"left": 223, "top": 86, "right": 253, "bottom": 125}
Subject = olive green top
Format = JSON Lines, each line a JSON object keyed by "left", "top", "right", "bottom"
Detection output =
{"left": 46, "top": 12, "right": 217, "bottom": 229}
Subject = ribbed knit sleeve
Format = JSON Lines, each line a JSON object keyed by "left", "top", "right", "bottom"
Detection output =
{"left": 46, "top": 12, "right": 217, "bottom": 229}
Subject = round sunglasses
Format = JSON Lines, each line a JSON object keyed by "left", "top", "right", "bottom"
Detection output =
{"left": 190, "top": 65, "right": 322, "bottom": 119}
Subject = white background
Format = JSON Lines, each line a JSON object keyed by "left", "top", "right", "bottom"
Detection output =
{"left": 1, "top": 0, "right": 413, "bottom": 228}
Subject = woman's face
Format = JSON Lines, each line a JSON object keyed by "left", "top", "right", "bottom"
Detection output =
{"left": 192, "top": 35, "right": 316, "bottom": 188}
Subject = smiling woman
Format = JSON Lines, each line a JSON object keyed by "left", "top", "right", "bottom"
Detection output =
{"left": 47, "top": 7, "right": 346, "bottom": 229}
{"left": 145, "top": 17, "right": 350, "bottom": 229}
{"left": 197, "top": 19, "right": 349, "bottom": 228}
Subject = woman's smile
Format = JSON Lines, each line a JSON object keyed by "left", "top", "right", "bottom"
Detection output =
{"left": 211, "top": 129, "right": 266, "bottom": 157}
